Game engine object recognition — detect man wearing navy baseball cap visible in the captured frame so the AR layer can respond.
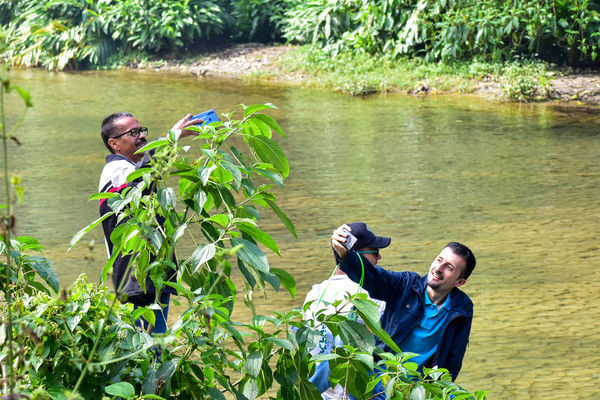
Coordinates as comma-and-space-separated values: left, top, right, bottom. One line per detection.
329, 222, 476, 398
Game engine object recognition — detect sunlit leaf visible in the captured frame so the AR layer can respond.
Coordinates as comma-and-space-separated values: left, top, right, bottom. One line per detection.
190, 243, 216, 274
208, 214, 229, 228
238, 223, 279, 255
230, 238, 269, 273
410, 384, 426, 400
12, 85, 33, 107
245, 351, 262, 377
88, 192, 120, 201
246, 135, 289, 179
243, 103, 277, 117
69, 212, 114, 251
240, 377, 259, 400
137, 139, 169, 153
105, 382, 135, 399
252, 113, 285, 137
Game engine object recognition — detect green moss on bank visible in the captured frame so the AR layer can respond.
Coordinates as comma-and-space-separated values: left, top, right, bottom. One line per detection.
277, 46, 558, 102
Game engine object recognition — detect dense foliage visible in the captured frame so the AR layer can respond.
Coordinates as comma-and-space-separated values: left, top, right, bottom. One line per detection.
0, 0, 292, 69
282, 0, 600, 65
1, 0, 600, 69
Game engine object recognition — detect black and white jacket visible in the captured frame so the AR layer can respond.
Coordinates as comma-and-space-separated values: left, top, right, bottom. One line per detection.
98, 152, 176, 305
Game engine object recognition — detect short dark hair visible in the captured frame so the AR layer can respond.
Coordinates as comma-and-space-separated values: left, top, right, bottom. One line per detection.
101, 112, 133, 153
446, 242, 476, 280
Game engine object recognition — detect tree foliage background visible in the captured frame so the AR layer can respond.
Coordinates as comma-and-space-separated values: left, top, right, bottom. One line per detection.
1, 0, 600, 70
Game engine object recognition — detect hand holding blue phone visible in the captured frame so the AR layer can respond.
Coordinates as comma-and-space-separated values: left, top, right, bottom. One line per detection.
193, 109, 220, 126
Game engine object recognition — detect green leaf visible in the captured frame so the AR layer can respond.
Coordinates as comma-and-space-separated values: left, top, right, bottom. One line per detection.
253, 113, 286, 137
206, 387, 226, 400
384, 376, 396, 398
350, 297, 400, 353
264, 198, 297, 239
105, 382, 135, 399
245, 118, 270, 138
312, 353, 340, 362
221, 161, 243, 189
254, 168, 283, 186
172, 222, 187, 243
28, 256, 59, 292
199, 165, 216, 185
237, 259, 257, 288
126, 167, 151, 183
270, 268, 296, 297
338, 320, 376, 353
138, 139, 169, 153
190, 243, 216, 274
194, 190, 208, 214
246, 135, 289, 179
274, 354, 298, 387
12, 85, 33, 107
238, 223, 280, 255
265, 337, 295, 351
297, 379, 322, 400
230, 238, 269, 273
88, 192, 120, 201
132, 307, 156, 327
258, 360, 274, 396
158, 187, 177, 210
69, 212, 114, 251
208, 214, 229, 228
411, 384, 426, 400
260, 270, 280, 291
243, 103, 277, 117
245, 351, 263, 377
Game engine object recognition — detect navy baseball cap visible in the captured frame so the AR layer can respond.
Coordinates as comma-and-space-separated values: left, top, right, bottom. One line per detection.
347, 222, 391, 251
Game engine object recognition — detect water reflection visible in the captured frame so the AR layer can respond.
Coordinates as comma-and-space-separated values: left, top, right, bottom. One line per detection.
3, 69, 600, 399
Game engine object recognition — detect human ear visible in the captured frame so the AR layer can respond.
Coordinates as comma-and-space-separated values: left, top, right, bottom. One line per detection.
108, 138, 119, 152
455, 278, 466, 288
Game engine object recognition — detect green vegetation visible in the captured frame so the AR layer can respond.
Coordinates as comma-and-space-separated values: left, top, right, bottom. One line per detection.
279, 46, 556, 100
0, 0, 291, 69
1, 0, 595, 100
2, 0, 599, 68
281, 0, 600, 66
0, 65, 488, 399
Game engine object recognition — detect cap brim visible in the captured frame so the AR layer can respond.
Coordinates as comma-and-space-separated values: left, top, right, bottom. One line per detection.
370, 236, 391, 249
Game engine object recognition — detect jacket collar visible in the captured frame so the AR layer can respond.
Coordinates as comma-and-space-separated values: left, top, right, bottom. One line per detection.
106, 153, 136, 165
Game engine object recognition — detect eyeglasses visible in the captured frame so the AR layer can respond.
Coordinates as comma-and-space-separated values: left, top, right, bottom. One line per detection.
111, 126, 148, 139
357, 250, 380, 257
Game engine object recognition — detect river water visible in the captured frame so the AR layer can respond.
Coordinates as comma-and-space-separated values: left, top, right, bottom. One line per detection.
3, 69, 600, 399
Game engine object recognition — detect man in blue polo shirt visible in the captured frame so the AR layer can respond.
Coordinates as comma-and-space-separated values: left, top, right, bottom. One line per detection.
330, 223, 476, 392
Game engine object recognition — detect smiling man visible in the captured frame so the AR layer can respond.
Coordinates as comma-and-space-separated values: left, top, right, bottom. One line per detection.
331, 224, 476, 383
98, 112, 199, 334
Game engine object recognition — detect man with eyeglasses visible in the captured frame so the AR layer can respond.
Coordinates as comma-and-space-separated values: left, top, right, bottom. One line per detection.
305, 222, 389, 398
98, 112, 200, 334
330, 224, 476, 398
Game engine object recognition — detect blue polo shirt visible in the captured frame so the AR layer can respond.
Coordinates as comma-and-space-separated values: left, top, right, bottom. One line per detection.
398, 289, 452, 369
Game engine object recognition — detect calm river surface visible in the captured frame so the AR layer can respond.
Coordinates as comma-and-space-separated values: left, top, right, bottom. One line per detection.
3, 69, 600, 399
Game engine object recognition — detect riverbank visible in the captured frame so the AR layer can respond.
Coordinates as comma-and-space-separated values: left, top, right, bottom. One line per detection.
131, 43, 600, 106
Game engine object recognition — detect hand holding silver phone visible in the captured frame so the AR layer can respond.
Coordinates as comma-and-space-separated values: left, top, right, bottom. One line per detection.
342, 230, 358, 250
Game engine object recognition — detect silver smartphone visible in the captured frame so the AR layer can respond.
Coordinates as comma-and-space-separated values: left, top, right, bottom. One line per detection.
342, 231, 358, 250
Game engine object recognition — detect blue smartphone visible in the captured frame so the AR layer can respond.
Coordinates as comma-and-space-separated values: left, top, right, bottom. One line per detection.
193, 109, 219, 126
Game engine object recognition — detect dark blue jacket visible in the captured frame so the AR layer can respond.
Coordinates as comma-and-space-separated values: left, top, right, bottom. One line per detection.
339, 251, 473, 380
